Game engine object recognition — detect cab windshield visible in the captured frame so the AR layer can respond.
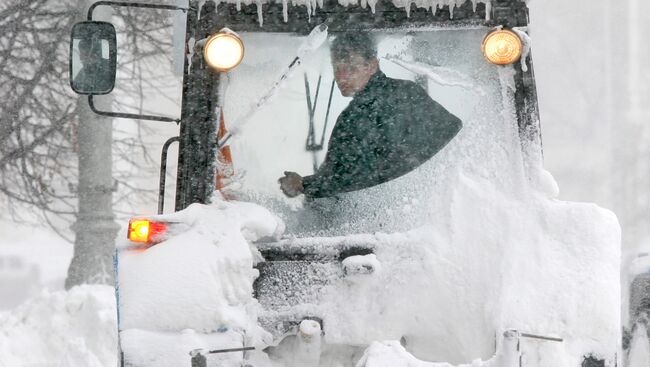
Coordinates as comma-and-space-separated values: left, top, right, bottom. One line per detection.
222, 27, 520, 235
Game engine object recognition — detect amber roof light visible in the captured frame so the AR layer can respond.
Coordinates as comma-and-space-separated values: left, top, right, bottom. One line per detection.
482, 29, 523, 66
203, 30, 244, 72
128, 219, 167, 246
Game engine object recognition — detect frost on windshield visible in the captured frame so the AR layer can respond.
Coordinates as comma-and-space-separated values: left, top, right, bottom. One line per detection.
222, 28, 495, 236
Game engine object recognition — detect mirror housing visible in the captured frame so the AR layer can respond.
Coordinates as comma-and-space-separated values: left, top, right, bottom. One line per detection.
69, 21, 117, 95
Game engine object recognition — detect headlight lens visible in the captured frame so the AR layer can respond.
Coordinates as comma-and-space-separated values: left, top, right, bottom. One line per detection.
203, 31, 244, 72
482, 29, 523, 65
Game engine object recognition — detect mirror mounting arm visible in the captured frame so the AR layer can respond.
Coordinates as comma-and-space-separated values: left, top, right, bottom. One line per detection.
81, 2, 187, 122
88, 95, 180, 123
87, 1, 188, 21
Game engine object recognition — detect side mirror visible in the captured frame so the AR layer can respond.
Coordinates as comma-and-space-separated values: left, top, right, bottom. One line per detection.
69, 21, 117, 95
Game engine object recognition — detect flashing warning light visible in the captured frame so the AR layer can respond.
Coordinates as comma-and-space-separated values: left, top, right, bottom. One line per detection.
482, 29, 523, 66
203, 30, 244, 72
128, 219, 167, 245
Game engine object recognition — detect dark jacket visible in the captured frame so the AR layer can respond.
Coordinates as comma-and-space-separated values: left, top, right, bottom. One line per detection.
73, 60, 113, 93
302, 71, 462, 198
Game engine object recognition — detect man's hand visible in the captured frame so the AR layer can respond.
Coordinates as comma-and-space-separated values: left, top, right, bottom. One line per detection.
278, 171, 304, 198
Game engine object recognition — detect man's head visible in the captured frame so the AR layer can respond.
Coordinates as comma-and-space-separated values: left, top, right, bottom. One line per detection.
78, 38, 102, 67
330, 32, 379, 97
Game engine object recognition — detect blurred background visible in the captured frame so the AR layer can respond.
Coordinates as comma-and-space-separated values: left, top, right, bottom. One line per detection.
531, 0, 649, 258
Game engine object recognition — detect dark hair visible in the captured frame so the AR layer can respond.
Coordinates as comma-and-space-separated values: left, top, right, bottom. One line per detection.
330, 32, 377, 62
78, 38, 103, 60
78, 38, 92, 50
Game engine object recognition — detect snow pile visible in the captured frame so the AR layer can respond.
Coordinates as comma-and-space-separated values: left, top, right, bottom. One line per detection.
263, 167, 619, 366
118, 200, 285, 354
356, 333, 519, 367
121, 328, 248, 367
248, 165, 619, 366
0, 285, 117, 367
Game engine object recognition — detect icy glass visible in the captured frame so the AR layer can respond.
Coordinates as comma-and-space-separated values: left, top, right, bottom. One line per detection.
69, 22, 116, 95
71, 38, 114, 94
223, 28, 517, 235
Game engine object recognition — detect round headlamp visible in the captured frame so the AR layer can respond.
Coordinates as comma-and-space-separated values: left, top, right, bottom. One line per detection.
482, 29, 523, 66
203, 31, 244, 72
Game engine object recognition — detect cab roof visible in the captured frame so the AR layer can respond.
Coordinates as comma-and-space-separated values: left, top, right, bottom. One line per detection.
200, 0, 528, 34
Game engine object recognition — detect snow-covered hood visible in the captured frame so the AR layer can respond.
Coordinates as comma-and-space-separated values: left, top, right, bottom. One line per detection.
117, 200, 285, 347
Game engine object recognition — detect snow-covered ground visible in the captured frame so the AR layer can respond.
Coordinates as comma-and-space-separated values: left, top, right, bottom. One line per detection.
0, 221, 72, 309
0, 285, 116, 367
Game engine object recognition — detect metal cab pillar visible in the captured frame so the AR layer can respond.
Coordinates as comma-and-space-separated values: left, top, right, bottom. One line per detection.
175, 1, 222, 211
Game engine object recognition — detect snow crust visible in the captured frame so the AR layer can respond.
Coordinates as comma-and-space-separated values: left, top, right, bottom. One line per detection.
0, 285, 117, 367
117, 200, 284, 365
356, 338, 516, 367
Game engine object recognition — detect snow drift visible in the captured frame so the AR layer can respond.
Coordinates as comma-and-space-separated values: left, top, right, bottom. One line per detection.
0, 285, 117, 367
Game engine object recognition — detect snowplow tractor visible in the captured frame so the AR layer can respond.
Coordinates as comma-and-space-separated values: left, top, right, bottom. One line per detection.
70, 0, 621, 366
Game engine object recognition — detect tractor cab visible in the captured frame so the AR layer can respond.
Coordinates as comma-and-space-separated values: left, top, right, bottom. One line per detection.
206, 4, 538, 239
70, 1, 621, 366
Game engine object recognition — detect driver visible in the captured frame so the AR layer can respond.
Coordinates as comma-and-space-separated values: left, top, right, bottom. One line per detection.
73, 38, 113, 92
279, 32, 462, 198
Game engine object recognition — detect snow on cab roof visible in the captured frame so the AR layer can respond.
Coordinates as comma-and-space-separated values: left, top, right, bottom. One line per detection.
208, 0, 493, 26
